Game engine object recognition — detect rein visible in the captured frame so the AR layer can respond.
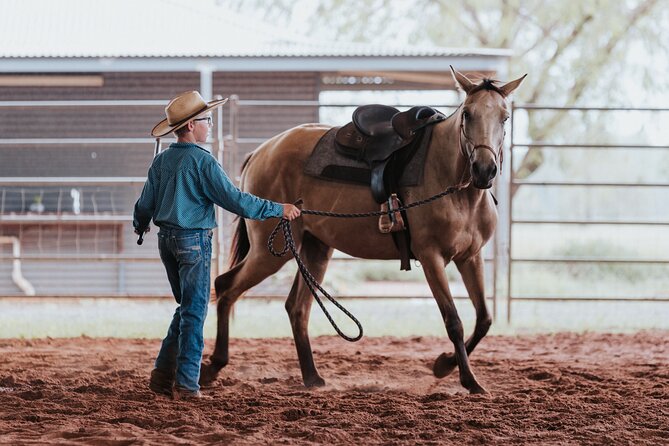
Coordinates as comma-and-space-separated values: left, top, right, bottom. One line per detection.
267, 178, 471, 342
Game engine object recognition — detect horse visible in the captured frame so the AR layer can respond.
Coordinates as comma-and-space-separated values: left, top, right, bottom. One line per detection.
200, 67, 526, 394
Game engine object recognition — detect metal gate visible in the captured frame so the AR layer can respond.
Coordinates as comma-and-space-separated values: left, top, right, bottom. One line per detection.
1, 97, 495, 302
507, 103, 669, 321
0, 99, 228, 298
2, 97, 667, 325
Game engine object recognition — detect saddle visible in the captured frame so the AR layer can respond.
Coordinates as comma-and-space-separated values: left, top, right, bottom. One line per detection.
335, 104, 446, 203
334, 104, 446, 270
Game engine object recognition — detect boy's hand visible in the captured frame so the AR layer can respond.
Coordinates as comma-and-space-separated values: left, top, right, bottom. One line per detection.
134, 226, 150, 235
282, 204, 301, 221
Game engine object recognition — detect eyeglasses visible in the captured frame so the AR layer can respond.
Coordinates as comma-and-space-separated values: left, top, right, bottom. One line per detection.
193, 116, 213, 126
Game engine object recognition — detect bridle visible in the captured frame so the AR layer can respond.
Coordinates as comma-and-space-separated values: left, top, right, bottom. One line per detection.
458, 108, 505, 174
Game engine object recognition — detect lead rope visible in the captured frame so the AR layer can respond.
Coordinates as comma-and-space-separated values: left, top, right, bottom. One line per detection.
267, 178, 472, 342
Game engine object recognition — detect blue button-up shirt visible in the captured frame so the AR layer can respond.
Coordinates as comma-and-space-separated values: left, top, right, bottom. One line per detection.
133, 142, 283, 230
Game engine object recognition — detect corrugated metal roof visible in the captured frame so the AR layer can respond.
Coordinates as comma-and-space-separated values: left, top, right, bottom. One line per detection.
1, 0, 512, 59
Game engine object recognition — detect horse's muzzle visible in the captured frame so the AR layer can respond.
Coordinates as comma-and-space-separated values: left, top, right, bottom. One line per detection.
473, 178, 494, 189
471, 161, 497, 189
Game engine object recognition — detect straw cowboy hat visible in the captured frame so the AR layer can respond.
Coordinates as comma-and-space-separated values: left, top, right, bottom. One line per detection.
151, 91, 228, 137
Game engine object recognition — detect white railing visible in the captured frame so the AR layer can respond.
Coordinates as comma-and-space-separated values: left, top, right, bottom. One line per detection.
0, 236, 35, 295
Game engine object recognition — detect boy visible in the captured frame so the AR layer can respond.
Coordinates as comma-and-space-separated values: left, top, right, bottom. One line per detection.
134, 91, 300, 399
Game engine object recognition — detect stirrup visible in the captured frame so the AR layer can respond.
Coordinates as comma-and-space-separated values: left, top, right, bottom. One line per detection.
378, 194, 406, 233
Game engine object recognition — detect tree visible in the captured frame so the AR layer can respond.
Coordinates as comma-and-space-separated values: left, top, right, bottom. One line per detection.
219, 0, 668, 187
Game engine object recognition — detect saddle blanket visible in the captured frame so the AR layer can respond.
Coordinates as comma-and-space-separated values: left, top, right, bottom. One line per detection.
303, 127, 429, 187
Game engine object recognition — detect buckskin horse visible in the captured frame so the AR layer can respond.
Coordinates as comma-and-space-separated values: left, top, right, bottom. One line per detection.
200, 67, 526, 394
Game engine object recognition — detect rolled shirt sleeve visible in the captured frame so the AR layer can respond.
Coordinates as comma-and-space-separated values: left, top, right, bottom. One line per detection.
201, 159, 283, 220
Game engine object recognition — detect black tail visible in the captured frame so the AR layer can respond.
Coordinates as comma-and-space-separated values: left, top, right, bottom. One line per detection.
228, 152, 255, 268
229, 217, 250, 268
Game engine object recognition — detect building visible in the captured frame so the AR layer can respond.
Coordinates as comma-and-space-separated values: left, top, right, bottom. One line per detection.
0, 0, 511, 296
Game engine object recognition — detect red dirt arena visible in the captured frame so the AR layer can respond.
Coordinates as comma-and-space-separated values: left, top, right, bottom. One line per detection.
0, 331, 666, 445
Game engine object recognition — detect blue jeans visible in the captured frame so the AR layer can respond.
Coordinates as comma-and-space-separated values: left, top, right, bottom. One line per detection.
155, 227, 212, 392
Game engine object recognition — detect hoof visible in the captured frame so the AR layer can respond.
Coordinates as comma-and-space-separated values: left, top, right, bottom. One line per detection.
303, 375, 326, 388
468, 383, 489, 395
433, 353, 457, 378
199, 362, 221, 387
462, 376, 488, 395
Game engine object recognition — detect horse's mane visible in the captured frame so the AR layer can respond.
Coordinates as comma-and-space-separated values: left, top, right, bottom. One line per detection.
469, 78, 507, 97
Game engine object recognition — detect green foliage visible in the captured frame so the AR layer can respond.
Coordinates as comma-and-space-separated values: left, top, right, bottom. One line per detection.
217, 0, 669, 181
220, 0, 667, 104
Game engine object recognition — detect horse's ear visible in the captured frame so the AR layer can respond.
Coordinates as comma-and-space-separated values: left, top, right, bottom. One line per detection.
450, 65, 475, 95
499, 74, 527, 97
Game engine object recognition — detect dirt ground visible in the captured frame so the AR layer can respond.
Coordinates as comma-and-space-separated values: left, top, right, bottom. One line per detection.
0, 332, 667, 445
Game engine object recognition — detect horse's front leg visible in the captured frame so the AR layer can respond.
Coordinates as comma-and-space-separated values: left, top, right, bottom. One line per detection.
434, 253, 492, 378
420, 252, 487, 394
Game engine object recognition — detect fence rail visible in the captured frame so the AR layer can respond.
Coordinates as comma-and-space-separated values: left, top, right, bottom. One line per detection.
1, 98, 667, 325
507, 102, 669, 321
0, 99, 226, 298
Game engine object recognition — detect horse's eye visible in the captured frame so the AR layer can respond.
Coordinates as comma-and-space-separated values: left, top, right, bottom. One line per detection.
502, 116, 509, 124
462, 111, 470, 120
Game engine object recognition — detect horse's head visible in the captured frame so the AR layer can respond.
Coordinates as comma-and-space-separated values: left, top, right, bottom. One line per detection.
450, 66, 526, 189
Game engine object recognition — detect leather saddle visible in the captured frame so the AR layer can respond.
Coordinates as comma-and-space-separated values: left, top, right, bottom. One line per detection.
333, 104, 446, 271
335, 104, 445, 203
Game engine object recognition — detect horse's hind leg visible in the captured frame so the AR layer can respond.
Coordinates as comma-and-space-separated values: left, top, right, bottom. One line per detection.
434, 254, 492, 379
285, 231, 333, 387
420, 252, 487, 394
199, 250, 290, 386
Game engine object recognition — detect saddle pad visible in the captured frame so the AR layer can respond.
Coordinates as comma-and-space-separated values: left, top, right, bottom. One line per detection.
303, 127, 429, 187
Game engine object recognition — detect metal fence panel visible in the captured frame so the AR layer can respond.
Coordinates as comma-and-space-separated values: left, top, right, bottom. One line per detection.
507, 103, 669, 321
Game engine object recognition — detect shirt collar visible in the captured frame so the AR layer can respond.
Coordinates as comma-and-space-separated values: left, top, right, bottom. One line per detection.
171, 142, 209, 152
